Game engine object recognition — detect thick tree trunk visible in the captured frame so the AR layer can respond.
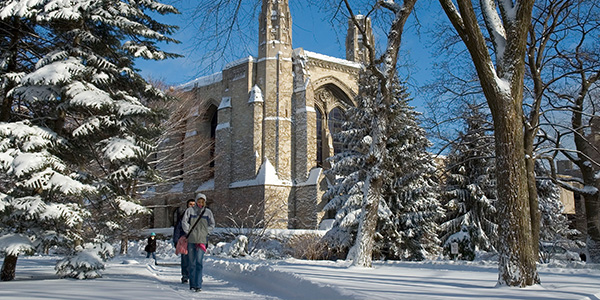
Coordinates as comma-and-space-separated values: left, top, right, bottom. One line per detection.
1, 254, 18, 281
491, 94, 540, 287
438, 0, 538, 286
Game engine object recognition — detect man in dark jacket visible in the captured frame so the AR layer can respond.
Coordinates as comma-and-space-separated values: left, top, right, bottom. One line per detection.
182, 193, 215, 292
173, 199, 195, 283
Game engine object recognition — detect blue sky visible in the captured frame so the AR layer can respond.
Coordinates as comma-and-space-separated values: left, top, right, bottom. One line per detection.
136, 1, 443, 114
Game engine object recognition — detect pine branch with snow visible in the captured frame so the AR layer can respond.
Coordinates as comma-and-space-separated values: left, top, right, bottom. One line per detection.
55, 242, 115, 279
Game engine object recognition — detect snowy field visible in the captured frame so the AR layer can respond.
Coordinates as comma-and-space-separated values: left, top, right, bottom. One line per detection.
2, 239, 600, 300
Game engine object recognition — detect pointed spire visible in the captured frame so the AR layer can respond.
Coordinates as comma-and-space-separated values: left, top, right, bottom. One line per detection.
259, 0, 292, 59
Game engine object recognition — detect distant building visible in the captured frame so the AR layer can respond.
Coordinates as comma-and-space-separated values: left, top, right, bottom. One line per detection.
556, 116, 600, 238
144, 0, 374, 229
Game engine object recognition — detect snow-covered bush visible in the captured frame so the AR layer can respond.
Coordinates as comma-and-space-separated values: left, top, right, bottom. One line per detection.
212, 235, 248, 257
249, 239, 285, 259
55, 242, 114, 279
443, 226, 475, 261
285, 233, 329, 260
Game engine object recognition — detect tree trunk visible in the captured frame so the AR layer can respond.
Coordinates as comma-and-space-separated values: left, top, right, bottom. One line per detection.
491, 94, 540, 287
584, 191, 600, 262
120, 236, 129, 255
350, 175, 381, 267
1, 254, 18, 281
438, 0, 539, 286
577, 157, 600, 262
524, 133, 540, 262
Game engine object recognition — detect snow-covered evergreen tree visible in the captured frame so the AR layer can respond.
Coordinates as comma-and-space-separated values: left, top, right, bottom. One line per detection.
0, 0, 179, 280
440, 103, 497, 259
323, 70, 443, 261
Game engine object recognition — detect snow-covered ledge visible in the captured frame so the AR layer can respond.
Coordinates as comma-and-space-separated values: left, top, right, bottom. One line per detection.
295, 168, 322, 187
196, 179, 215, 192
230, 159, 292, 188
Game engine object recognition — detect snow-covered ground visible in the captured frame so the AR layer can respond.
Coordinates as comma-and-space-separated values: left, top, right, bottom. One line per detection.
2, 239, 600, 300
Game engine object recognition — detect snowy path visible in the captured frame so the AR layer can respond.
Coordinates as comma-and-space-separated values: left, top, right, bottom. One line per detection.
0, 256, 278, 300
3, 255, 600, 299
0, 256, 349, 300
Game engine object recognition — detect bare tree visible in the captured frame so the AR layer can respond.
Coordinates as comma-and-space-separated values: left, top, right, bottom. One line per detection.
528, 0, 600, 262
219, 196, 289, 255
437, 0, 539, 287
142, 83, 216, 198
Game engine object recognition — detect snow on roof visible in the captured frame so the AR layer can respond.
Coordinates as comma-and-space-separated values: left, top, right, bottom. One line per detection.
224, 56, 255, 70
140, 186, 156, 199
216, 122, 230, 131
248, 85, 264, 103
195, 179, 215, 192
218, 97, 231, 110
229, 159, 292, 188
303, 51, 361, 69
169, 181, 183, 193
296, 167, 322, 187
178, 72, 222, 91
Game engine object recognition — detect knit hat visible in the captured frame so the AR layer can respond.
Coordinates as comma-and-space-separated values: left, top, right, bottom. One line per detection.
195, 193, 207, 201
151, 232, 156, 236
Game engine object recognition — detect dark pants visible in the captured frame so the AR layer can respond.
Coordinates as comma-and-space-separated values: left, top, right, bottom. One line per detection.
187, 243, 205, 289
181, 253, 190, 280
146, 252, 156, 261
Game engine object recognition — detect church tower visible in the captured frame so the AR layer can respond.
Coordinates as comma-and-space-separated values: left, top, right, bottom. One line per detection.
256, 0, 294, 180
346, 15, 374, 63
145, 0, 363, 230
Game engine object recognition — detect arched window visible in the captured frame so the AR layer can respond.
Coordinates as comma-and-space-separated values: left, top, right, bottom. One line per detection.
207, 105, 218, 172
316, 107, 324, 167
314, 84, 352, 169
328, 107, 346, 155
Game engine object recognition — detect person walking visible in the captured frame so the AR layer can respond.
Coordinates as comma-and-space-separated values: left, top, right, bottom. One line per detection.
182, 193, 215, 292
145, 232, 157, 263
173, 198, 195, 283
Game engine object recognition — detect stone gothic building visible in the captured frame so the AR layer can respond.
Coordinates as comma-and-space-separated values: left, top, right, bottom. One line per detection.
144, 0, 374, 229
